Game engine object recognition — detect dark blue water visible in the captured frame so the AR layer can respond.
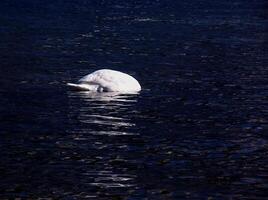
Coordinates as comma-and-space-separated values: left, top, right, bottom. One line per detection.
1, 0, 268, 199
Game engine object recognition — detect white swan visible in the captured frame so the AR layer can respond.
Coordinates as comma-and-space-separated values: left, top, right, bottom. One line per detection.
67, 69, 141, 92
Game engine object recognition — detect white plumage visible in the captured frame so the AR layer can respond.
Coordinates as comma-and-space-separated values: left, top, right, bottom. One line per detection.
67, 69, 141, 92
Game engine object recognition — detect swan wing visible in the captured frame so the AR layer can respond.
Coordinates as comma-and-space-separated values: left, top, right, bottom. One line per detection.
78, 69, 141, 92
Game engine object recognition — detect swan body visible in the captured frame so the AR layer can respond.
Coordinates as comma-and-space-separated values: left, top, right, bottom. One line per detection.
67, 69, 141, 92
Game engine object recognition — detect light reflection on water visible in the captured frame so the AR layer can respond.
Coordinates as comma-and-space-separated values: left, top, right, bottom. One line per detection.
67, 91, 139, 135
63, 91, 139, 191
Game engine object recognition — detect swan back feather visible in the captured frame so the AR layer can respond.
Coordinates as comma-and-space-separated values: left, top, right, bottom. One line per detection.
68, 69, 141, 92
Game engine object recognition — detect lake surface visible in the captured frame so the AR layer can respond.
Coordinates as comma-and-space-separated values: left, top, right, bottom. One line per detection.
0, 0, 268, 199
